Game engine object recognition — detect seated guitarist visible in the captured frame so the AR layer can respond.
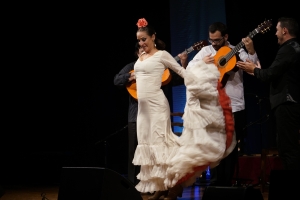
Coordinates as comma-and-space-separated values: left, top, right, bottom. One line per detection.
187, 22, 259, 187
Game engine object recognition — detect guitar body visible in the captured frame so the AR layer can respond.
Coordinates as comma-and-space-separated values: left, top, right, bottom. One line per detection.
214, 46, 237, 86
161, 69, 171, 86
126, 72, 138, 99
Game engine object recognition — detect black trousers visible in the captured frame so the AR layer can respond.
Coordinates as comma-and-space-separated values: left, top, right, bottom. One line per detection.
209, 110, 246, 186
127, 122, 140, 185
275, 103, 300, 170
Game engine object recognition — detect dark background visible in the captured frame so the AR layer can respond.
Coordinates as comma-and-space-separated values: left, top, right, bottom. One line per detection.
2, 1, 299, 186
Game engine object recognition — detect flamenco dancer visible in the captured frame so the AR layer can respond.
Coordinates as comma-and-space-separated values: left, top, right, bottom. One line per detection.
132, 18, 235, 200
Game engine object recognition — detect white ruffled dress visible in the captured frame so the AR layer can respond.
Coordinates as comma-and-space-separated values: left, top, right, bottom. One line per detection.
164, 60, 236, 188
133, 51, 235, 193
132, 50, 185, 193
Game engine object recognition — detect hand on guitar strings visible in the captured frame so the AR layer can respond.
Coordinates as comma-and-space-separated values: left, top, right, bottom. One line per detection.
242, 37, 256, 55
202, 53, 215, 64
236, 59, 261, 75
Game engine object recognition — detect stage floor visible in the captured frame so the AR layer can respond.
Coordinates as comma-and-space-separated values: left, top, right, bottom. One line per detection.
0, 155, 288, 200
0, 184, 270, 200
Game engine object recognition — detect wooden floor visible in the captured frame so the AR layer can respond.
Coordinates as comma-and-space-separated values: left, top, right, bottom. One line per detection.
0, 183, 270, 200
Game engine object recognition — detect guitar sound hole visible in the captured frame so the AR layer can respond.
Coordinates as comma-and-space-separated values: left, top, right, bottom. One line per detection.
219, 57, 227, 66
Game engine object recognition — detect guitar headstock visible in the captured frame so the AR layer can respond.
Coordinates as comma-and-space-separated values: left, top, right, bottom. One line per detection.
193, 40, 208, 51
257, 19, 272, 34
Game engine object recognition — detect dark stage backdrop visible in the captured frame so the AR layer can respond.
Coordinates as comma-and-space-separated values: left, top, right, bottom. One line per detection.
169, 0, 227, 135
2, 0, 299, 186
2, 0, 172, 186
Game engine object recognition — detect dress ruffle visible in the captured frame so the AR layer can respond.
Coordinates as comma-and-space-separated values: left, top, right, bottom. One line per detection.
133, 124, 179, 192
133, 144, 179, 192
133, 144, 178, 166
164, 61, 235, 188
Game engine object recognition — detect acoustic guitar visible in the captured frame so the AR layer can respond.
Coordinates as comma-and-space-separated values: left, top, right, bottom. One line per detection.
127, 40, 208, 100
214, 19, 272, 87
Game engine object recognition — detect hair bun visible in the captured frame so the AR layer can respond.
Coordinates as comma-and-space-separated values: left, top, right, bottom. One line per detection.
136, 18, 148, 28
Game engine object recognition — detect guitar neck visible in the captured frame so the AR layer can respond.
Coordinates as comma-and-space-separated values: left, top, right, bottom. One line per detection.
225, 29, 259, 61
174, 46, 195, 61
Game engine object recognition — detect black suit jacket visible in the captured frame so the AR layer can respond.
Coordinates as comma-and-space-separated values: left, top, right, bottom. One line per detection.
254, 38, 300, 109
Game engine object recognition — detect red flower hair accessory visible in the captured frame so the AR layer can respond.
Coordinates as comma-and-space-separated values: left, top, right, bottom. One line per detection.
136, 18, 148, 28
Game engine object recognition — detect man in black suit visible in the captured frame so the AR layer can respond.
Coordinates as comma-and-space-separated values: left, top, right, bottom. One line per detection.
237, 17, 300, 170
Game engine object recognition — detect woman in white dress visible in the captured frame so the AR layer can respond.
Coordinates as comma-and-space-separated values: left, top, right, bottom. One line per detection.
132, 18, 236, 200
132, 18, 187, 199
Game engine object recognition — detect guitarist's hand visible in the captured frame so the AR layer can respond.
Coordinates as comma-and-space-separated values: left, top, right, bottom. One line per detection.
202, 53, 215, 64
178, 53, 188, 69
128, 71, 136, 82
242, 37, 255, 55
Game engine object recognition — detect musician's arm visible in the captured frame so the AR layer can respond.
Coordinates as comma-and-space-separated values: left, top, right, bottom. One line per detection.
240, 37, 259, 63
113, 61, 136, 87
239, 48, 259, 63
242, 37, 256, 55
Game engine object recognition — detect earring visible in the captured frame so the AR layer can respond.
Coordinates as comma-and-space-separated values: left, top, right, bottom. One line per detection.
153, 40, 156, 47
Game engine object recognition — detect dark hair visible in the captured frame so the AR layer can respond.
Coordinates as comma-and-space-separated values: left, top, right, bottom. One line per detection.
278, 17, 299, 37
137, 24, 166, 50
134, 42, 140, 58
209, 22, 228, 36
